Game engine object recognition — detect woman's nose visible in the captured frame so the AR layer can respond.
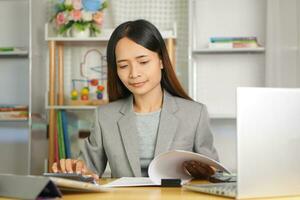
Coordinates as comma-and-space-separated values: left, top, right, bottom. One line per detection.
129, 64, 141, 78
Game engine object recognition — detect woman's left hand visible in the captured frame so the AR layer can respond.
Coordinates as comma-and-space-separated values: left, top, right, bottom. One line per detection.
182, 160, 215, 179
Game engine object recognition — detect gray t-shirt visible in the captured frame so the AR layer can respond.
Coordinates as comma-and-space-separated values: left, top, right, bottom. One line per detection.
135, 109, 161, 177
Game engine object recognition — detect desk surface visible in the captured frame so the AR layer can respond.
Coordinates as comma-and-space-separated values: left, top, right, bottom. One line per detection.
0, 179, 300, 200
60, 179, 300, 200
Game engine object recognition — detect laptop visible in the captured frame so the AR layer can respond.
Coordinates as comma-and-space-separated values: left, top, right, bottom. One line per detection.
184, 87, 300, 199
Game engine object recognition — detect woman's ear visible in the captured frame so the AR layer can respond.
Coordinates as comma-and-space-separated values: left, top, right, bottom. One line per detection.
160, 60, 163, 69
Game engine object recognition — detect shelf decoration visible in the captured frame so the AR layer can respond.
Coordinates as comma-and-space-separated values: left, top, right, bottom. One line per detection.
70, 48, 107, 105
208, 36, 261, 49
50, 0, 108, 37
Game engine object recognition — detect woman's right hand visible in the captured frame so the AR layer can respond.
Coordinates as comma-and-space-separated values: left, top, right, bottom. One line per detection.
52, 159, 99, 180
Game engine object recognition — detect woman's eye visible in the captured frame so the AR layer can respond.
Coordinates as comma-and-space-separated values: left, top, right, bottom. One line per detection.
119, 65, 128, 69
140, 61, 149, 65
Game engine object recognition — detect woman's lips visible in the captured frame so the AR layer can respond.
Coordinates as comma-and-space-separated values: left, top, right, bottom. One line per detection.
129, 81, 147, 87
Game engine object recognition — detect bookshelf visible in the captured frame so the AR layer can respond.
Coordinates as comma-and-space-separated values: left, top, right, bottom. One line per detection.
188, 0, 266, 119
187, 0, 268, 172
0, 0, 32, 174
45, 23, 177, 170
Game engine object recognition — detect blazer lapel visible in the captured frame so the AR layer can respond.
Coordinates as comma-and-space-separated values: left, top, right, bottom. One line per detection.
117, 96, 141, 177
154, 91, 179, 157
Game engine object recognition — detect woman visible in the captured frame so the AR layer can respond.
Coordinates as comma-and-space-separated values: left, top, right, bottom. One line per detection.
52, 19, 218, 180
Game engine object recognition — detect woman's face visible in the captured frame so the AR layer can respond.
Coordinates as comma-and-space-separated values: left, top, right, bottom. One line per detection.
115, 37, 162, 96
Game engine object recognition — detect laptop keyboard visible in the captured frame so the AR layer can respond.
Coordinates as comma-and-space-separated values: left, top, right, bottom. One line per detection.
184, 182, 237, 198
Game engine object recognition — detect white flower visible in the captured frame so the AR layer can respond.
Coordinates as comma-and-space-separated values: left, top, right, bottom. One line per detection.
82, 11, 93, 21
67, 14, 73, 21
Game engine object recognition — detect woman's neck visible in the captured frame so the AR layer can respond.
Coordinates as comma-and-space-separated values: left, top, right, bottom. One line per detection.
133, 86, 163, 113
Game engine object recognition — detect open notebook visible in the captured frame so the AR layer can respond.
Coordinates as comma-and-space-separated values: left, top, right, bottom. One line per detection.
104, 150, 230, 187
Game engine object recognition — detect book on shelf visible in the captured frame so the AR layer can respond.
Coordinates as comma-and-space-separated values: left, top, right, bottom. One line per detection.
0, 47, 14, 52
0, 47, 27, 55
0, 104, 28, 112
61, 110, 71, 158
0, 105, 28, 120
55, 110, 72, 160
210, 36, 257, 43
208, 36, 261, 49
104, 150, 231, 187
54, 115, 59, 162
57, 111, 66, 159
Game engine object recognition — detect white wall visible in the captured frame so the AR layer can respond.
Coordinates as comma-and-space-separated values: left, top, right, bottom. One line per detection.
266, 0, 300, 87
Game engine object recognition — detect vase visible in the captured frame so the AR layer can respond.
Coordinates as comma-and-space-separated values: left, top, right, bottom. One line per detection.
71, 27, 91, 38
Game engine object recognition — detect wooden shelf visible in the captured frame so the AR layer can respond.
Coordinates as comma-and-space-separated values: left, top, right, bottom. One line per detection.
46, 105, 98, 110
45, 96, 108, 110
45, 23, 176, 41
192, 47, 265, 54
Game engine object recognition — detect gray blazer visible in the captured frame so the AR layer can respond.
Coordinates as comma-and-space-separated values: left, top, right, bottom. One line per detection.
79, 91, 218, 177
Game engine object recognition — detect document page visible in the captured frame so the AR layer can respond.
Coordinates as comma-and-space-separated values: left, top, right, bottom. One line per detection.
148, 150, 231, 185
103, 177, 157, 187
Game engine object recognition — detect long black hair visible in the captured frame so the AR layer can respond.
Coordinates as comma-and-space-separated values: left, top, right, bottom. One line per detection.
106, 19, 192, 102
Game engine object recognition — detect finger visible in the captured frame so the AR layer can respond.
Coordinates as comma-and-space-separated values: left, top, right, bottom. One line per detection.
65, 159, 73, 173
71, 159, 78, 172
52, 162, 59, 173
195, 161, 215, 176
191, 163, 210, 178
182, 161, 201, 178
82, 164, 88, 174
84, 169, 99, 181
60, 159, 67, 173
91, 173, 99, 180
75, 160, 84, 174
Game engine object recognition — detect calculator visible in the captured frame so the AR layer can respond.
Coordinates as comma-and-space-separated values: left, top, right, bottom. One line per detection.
43, 173, 96, 183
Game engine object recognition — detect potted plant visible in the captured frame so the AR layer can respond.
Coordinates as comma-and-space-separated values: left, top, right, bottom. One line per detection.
51, 0, 108, 37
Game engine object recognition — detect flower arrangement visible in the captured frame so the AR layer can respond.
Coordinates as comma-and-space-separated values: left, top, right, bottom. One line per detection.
51, 0, 108, 36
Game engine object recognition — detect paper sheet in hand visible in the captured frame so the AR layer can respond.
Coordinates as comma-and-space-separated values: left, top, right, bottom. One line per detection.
104, 150, 230, 187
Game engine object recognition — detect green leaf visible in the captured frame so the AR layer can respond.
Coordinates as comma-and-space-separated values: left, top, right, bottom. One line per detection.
65, 4, 73, 11
73, 21, 90, 31
90, 23, 101, 36
58, 21, 74, 34
100, 0, 108, 11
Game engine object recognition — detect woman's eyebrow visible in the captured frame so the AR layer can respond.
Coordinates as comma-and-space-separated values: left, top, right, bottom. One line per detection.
117, 55, 148, 63
135, 55, 148, 59
117, 59, 127, 63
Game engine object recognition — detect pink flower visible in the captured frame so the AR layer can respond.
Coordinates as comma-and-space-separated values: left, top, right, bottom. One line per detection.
56, 12, 66, 25
72, 0, 82, 10
93, 11, 104, 25
71, 10, 82, 21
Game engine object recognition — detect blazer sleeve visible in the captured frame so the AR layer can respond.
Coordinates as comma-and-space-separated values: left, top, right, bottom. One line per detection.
193, 104, 219, 161
78, 109, 107, 176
